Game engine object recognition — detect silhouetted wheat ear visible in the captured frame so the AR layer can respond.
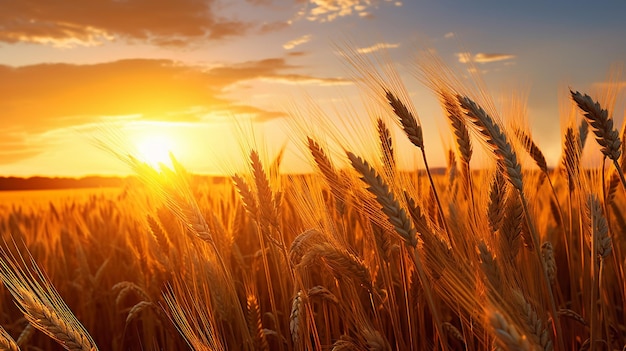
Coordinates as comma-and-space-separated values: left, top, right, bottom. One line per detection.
289, 291, 304, 345
478, 241, 503, 295
377, 118, 396, 171
250, 150, 279, 229
232, 174, 259, 218
488, 170, 507, 233
541, 241, 557, 283
515, 128, 548, 174
307, 137, 346, 214
570, 90, 621, 161
457, 95, 523, 192
385, 91, 424, 149
347, 151, 418, 247
561, 127, 581, 192
488, 310, 532, 351
299, 243, 374, 291
511, 289, 554, 351
586, 194, 611, 259
441, 90, 472, 165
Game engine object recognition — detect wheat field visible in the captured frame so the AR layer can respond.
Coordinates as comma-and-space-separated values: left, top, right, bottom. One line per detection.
0, 54, 625, 351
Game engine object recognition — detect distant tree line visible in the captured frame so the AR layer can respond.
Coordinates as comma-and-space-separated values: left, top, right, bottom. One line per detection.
0, 176, 125, 191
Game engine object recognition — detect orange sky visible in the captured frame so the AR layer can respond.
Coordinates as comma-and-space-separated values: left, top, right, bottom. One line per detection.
1, 0, 626, 176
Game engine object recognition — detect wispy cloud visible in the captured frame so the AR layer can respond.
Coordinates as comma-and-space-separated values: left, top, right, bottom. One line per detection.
260, 74, 352, 86
456, 52, 516, 64
302, 0, 400, 23
0, 136, 42, 165
356, 42, 400, 54
444, 32, 455, 39
0, 0, 257, 47
283, 34, 312, 50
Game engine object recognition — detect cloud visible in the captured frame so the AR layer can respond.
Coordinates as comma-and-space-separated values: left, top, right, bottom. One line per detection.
0, 136, 42, 165
260, 74, 352, 86
0, 0, 253, 47
356, 42, 400, 54
444, 32, 455, 39
0, 56, 352, 163
456, 52, 516, 64
283, 34, 312, 50
303, 0, 399, 22
0, 58, 297, 132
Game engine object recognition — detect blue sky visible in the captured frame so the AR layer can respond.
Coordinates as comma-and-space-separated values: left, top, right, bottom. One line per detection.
1, 0, 625, 176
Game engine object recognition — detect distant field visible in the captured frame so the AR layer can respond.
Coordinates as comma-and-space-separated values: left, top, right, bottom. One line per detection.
0, 187, 123, 208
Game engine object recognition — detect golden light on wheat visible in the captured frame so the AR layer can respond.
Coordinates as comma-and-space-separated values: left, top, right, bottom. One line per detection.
0, 47, 625, 351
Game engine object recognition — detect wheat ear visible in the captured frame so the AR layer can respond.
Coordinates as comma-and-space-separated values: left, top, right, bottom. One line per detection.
0, 325, 19, 351
347, 152, 417, 247
0, 246, 98, 351
307, 137, 346, 215
457, 95, 523, 191
246, 293, 269, 351
488, 310, 532, 351
387, 91, 452, 247
346, 153, 446, 347
459, 94, 564, 349
571, 90, 626, 190
385, 91, 423, 149
377, 118, 396, 172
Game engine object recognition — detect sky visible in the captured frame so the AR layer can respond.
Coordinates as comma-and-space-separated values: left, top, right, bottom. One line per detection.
1, 0, 626, 177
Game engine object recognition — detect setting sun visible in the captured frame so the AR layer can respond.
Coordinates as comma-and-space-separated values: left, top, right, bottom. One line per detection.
135, 134, 175, 169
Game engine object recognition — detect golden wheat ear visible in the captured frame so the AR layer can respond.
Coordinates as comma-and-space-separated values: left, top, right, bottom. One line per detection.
0, 325, 19, 351
0, 242, 99, 351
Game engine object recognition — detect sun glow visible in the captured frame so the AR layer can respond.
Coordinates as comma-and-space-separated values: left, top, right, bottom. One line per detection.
136, 134, 175, 169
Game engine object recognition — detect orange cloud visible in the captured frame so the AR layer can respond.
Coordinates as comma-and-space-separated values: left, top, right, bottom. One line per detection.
0, 0, 254, 46
302, 0, 399, 22
456, 52, 516, 64
283, 34, 312, 50
0, 56, 349, 162
0, 136, 42, 165
356, 42, 400, 54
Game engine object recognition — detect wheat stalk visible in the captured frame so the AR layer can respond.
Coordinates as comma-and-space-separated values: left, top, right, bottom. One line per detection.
15, 323, 34, 348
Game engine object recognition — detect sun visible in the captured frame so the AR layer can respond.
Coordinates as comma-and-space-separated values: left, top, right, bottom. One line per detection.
135, 134, 175, 169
